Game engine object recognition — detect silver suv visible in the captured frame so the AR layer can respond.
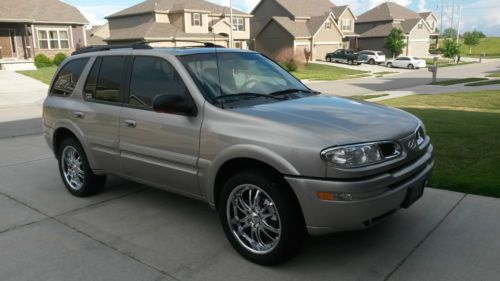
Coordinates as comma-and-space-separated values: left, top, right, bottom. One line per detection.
43, 44, 433, 265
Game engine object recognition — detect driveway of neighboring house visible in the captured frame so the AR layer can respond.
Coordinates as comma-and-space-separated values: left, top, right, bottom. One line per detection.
0, 134, 500, 281
0, 70, 47, 137
307, 60, 500, 96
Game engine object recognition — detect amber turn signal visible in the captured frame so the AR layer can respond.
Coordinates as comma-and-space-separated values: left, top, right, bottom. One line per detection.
316, 192, 335, 201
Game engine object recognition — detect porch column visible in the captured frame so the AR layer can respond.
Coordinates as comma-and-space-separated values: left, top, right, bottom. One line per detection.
22, 24, 29, 59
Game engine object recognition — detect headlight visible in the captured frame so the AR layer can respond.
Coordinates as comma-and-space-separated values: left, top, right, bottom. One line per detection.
321, 141, 401, 168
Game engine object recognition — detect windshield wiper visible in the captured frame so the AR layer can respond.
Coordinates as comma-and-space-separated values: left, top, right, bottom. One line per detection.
269, 88, 316, 97
213, 92, 284, 102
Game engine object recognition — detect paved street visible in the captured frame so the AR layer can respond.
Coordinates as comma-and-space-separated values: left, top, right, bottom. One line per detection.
307, 60, 500, 96
1, 134, 499, 281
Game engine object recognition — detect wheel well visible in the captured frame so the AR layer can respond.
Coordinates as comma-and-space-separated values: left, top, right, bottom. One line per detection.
53, 128, 78, 155
213, 158, 289, 210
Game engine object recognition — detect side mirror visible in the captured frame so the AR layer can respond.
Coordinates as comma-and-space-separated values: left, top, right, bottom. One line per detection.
152, 94, 197, 116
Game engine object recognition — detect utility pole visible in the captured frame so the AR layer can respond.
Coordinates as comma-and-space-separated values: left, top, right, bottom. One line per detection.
229, 0, 234, 48
440, 0, 444, 35
456, 0, 462, 43
450, 0, 455, 37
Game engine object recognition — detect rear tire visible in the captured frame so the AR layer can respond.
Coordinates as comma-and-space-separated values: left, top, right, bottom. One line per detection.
369, 59, 375, 65
57, 138, 106, 197
219, 169, 305, 265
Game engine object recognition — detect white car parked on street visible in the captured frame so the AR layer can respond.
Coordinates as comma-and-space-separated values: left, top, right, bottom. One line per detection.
359, 50, 386, 65
386, 56, 426, 69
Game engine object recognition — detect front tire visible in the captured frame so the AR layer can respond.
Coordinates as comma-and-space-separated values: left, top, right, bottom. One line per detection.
369, 59, 375, 65
408, 64, 415, 69
219, 170, 305, 265
57, 138, 106, 197
326, 57, 332, 62
387, 62, 393, 68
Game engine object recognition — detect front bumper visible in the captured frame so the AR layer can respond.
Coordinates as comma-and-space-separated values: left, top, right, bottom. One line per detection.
286, 145, 434, 235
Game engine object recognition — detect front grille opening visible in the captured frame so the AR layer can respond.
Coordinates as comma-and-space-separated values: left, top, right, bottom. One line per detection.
363, 209, 397, 227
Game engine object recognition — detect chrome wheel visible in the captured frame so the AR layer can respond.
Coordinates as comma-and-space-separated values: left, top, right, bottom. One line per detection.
226, 184, 281, 255
61, 146, 84, 190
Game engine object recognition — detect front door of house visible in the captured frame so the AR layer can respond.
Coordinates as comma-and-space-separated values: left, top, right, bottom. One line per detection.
0, 29, 14, 58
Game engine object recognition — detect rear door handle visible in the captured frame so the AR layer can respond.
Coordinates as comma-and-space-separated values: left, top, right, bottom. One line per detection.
73, 111, 85, 119
124, 119, 137, 128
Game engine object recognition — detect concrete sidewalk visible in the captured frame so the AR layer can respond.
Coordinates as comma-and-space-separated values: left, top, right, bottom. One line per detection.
0, 134, 499, 281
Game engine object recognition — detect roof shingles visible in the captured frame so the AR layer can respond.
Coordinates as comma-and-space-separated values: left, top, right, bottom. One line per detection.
0, 0, 87, 24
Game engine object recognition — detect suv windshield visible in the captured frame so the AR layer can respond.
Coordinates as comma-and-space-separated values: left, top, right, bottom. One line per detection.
179, 52, 315, 107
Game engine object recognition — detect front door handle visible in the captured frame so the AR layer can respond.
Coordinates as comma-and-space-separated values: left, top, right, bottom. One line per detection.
73, 111, 85, 119
124, 119, 137, 128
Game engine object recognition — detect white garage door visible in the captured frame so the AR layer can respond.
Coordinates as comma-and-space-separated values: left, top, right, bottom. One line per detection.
315, 44, 340, 61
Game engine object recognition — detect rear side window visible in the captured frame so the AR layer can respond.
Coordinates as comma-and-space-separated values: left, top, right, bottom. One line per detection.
128, 56, 188, 108
51, 58, 89, 96
377, 52, 385, 56
84, 56, 126, 103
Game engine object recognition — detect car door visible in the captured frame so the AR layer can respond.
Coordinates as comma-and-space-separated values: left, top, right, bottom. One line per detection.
395, 57, 409, 68
118, 55, 203, 196
77, 55, 129, 173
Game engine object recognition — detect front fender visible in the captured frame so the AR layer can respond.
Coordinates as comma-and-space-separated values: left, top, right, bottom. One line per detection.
198, 144, 301, 206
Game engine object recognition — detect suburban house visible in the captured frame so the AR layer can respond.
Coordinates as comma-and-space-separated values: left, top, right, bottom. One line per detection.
105, 0, 252, 48
0, 0, 88, 70
355, 2, 439, 58
250, 0, 359, 61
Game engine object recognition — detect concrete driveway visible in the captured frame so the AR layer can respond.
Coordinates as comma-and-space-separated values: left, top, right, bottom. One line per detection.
307, 60, 500, 96
1, 134, 499, 281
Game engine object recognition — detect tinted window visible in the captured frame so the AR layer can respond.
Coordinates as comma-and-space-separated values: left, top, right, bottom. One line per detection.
84, 56, 126, 103
397, 57, 410, 61
128, 56, 188, 108
377, 52, 385, 56
51, 58, 89, 96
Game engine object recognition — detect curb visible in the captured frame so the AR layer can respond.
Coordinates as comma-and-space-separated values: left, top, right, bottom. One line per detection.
0, 118, 43, 139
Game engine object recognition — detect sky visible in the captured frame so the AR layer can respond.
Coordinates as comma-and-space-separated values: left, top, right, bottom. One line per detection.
63, 0, 500, 36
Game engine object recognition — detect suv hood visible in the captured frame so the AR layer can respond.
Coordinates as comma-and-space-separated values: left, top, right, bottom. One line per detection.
231, 95, 419, 145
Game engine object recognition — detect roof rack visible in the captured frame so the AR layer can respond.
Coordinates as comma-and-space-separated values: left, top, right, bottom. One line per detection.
72, 43, 152, 55
72, 40, 225, 56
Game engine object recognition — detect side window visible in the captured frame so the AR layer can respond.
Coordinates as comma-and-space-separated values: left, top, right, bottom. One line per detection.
84, 56, 126, 103
128, 56, 188, 108
51, 58, 89, 96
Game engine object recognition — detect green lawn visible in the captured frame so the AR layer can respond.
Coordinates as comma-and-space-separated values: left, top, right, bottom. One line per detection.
291, 63, 369, 81
431, 77, 488, 86
465, 80, 500, 87
17, 66, 57, 85
425, 58, 473, 68
486, 72, 500, 78
459, 37, 500, 58
379, 90, 500, 197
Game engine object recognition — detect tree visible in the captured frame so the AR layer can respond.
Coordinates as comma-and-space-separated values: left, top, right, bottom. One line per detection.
442, 38, 461, 63
442, 27, 458, 38
384, 28, 406, 58
463, 31, 481, 54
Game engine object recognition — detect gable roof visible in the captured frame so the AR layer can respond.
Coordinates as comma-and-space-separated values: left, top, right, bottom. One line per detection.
0, 0, 87, 24
418, 12, 432, 19
107, 0, 248, 19
274, 0, 336, 17
357, 2, 421, 23
271, 16, 311, 38
331, 5, 348, 18
359, 17, 430, 38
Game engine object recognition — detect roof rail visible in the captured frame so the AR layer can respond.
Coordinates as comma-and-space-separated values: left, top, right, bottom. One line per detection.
144, 40, 226, 48
72, 43, 152, 55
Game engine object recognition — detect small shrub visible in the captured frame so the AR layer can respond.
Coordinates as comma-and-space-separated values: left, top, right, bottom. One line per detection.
276, 48, 305, 72
53, 53, 67, 66
34, 54, 53, 68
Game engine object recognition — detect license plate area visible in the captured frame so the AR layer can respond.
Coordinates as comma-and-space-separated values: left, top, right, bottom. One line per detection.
401, 179, 426, 208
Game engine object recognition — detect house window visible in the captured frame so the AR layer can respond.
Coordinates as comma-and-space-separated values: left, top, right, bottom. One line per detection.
418, 23, 423, 29
325, 22, 332, 30
192, 13, 202, 26
232, 17, 245, 31
37, 29, 70, 50
234, 41, 242, 49
342, 19, 351, 31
